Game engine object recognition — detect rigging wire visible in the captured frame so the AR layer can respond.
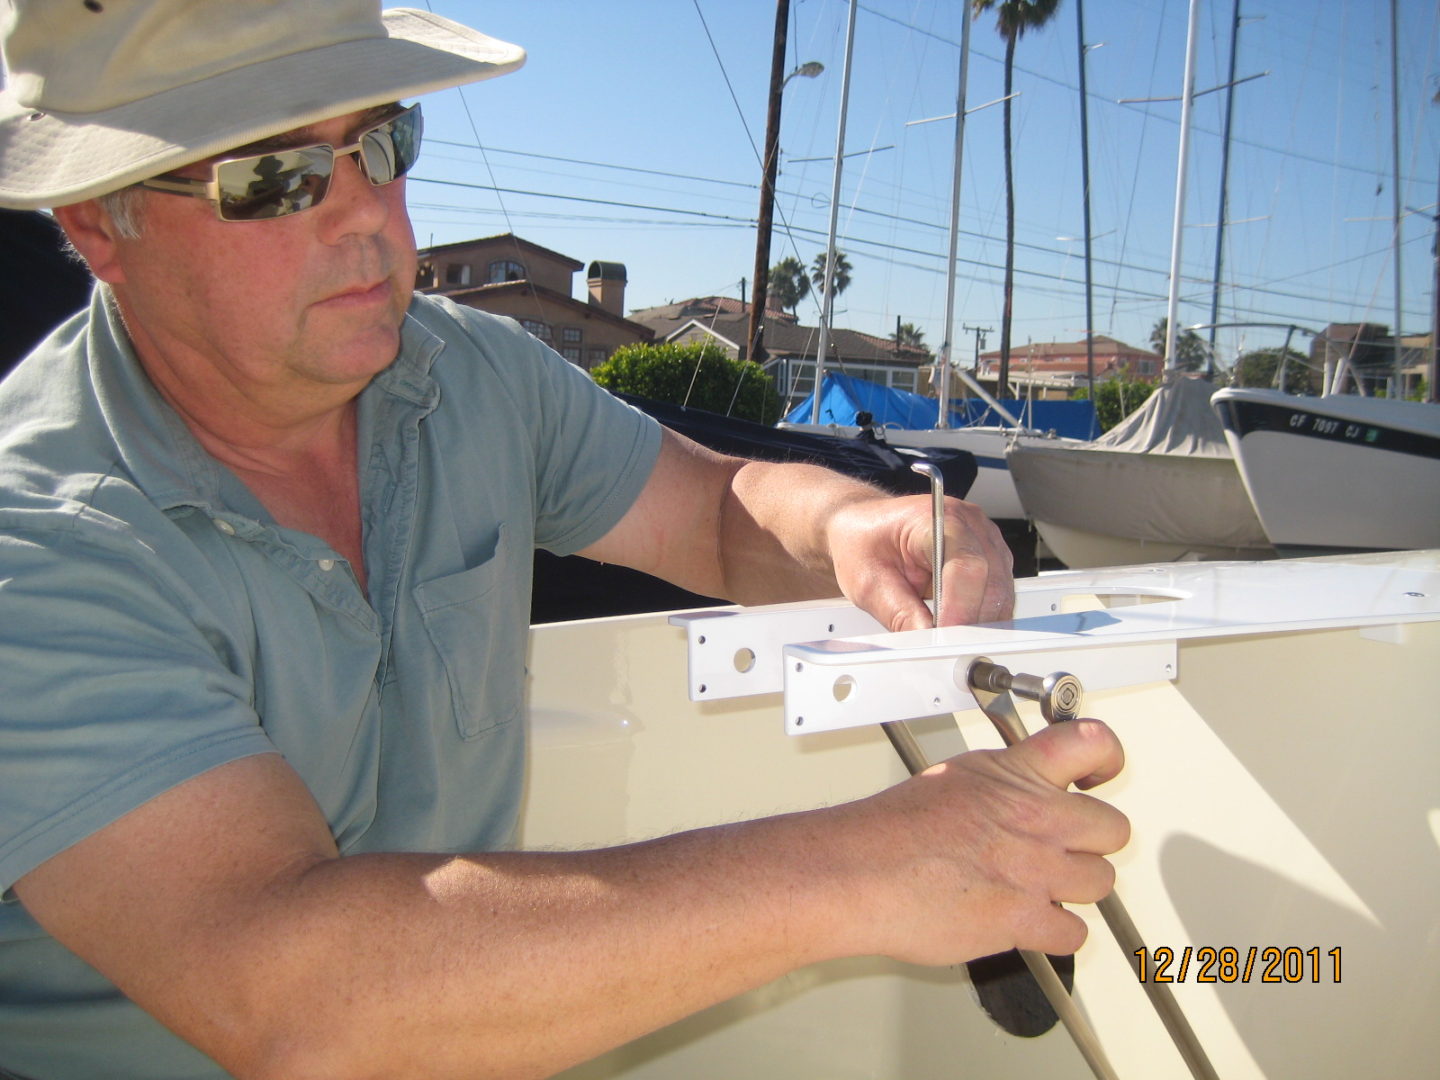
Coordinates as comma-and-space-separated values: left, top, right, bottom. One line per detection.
407, 174, 1431, 323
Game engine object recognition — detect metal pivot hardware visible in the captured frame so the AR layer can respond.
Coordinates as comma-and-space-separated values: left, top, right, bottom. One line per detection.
955, 660, 1119, 1080
884, 469, 1123, 1080
967, 657, 1221, 1080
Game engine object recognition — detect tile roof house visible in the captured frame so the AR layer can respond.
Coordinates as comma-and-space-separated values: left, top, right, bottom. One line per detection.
976, 335, 1163, 394
415, 234, 653, 370
628, 297, 933, 411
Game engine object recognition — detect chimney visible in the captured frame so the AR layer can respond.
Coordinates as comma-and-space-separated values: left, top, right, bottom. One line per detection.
586, 261, 627, 317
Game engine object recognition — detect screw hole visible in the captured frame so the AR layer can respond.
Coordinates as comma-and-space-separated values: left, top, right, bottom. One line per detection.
697, 634, 706, 645
832, 675, 856, 702
83, 0, 103, 11
795, 716, 805, 727
698, 684, 707, 694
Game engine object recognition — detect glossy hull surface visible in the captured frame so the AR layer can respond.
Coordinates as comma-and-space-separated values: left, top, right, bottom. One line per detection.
524, 552, 1440, 1079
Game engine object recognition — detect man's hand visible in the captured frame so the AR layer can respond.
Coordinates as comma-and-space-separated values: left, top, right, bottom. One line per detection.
817, 717, 1128, 966
824, 491, 1014, 631
581, 429, 1015, 630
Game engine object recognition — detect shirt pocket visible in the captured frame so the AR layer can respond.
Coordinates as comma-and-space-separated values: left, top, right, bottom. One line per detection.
412, 523, 525, 740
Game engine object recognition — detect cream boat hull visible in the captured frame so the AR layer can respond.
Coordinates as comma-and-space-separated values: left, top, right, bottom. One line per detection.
524, 551, 1440, 1079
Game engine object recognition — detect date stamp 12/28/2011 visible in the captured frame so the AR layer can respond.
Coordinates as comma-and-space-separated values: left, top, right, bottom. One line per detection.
1134, 946, 1341, 984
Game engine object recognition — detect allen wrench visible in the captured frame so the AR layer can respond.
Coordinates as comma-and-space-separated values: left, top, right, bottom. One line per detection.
896, 463, 1122, 1080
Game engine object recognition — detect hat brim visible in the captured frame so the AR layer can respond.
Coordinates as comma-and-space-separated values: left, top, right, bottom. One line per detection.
0, 8, 524, 209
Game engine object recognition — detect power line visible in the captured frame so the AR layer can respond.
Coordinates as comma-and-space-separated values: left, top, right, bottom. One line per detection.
409, 174, 1429, 319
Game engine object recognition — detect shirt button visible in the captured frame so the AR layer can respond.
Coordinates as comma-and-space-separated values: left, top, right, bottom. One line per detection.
318, 558, 336, 572
214, 519, 236, 535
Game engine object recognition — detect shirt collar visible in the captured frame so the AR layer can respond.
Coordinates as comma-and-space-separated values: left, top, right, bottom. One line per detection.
89, 286, 444, 516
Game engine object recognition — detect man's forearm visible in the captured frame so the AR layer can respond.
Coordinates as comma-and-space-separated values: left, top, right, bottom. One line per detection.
21, 721, 1125, 1080
134, 807, 850, 1080
715, 458, 881, 605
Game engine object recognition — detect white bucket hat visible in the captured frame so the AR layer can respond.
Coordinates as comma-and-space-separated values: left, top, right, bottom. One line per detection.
0, 0, 525, 209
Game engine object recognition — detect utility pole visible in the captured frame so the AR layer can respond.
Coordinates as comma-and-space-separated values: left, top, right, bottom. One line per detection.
746, 0, 791, 364
963, 323, 992, 372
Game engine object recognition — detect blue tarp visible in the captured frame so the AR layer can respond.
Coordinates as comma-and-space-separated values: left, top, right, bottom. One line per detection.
785, 371, 1099, 441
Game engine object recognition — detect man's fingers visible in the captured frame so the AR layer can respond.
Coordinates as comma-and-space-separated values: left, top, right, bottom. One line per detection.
934, 501, 1014, 626
838, 552, 937, 633
937, 549, 1013, 626
1051, 850, 1119, 906
1017, 902, 1093, 957
1008, 718, 1125, 793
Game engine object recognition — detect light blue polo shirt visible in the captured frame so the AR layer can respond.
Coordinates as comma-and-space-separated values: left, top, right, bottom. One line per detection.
0, 287, 662, 1079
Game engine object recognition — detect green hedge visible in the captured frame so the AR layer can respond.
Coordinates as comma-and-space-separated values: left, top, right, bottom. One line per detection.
592, 342, 782, 425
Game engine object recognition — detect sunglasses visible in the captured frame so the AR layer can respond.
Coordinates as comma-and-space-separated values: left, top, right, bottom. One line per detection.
138, 104, 423, 222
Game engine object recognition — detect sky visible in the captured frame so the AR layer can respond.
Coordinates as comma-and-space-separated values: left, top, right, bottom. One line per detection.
409, 0, 1440, 370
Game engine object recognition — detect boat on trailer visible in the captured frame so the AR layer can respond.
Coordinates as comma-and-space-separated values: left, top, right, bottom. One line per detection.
525, 549, 1440, 1079
1006, 377, 1273, 569
1212, 387, 1440, 555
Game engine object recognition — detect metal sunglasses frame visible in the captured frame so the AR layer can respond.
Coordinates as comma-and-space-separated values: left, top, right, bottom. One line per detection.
137, 103, 422, 221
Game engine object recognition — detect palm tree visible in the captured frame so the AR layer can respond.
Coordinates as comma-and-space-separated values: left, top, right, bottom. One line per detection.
1149, 316, 1207, 373
892, 321, 928, 353
810, 250, 853, 297
971, 0, 1062, 396
768, 256, 811, 313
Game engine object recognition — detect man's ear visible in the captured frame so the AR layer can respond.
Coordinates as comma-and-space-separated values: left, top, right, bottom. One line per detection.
52, 199, 127, 284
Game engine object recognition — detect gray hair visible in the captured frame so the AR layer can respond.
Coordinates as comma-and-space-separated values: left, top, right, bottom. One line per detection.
97, 186, 146, 240
61, 185, 146, 267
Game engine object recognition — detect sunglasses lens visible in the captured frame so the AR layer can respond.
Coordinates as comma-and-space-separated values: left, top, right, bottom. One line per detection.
214, 146, 334, 221
360, 106, 422, 186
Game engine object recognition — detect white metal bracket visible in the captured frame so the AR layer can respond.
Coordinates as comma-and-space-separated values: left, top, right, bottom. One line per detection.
670, 555, 1440, 734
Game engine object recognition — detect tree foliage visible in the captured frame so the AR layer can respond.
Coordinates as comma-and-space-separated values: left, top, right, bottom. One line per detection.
973, 0, 1062, 40
1149, 316, 1207, 372
769, 256, 811, 313
1229, 346, 1316, 392
1069, 377, 1158, 432
892, 321, 931, 357
590, 341, 782, 425
810, 249, 853, 297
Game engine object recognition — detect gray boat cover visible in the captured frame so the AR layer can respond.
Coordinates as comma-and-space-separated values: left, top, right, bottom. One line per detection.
1093, 375, 1232, 458
1007, 375, 1270, 553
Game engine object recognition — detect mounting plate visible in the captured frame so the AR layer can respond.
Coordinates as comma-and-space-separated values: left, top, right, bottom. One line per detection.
671, 555, 1440, 734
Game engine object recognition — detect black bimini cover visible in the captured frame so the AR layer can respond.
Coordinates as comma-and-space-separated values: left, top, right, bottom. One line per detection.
530, 393, 978, 623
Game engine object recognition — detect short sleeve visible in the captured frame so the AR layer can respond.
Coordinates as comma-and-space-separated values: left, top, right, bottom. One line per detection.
412, 298, 663, 558
0, 517, 275, 896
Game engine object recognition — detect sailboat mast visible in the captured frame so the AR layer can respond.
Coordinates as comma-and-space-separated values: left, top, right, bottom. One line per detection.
1075, 0, 1097, 407
1206, 0, 1242, 371
1164, 0, 1201, 372
1431, 150, 1439, 403
934, 2, 974, 430
1389, 0, 1404, 388
809, 0, 858, 425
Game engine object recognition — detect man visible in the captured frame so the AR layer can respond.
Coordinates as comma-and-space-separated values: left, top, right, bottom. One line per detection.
0, 3, 1128, 1078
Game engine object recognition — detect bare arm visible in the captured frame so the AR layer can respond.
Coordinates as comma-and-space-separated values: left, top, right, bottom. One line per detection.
16, 720, 1125, 1080
579, 427, 1014, 631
